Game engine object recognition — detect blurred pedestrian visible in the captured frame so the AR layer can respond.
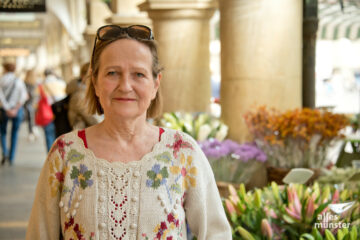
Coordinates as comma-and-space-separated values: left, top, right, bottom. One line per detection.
40, 68, 66, 152
0, 61, 28, 166
66, 62, 99, 129
24, 69, 37, 142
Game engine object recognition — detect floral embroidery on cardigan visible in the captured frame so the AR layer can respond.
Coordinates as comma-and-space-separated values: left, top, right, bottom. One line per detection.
146, 164, 169, 189
49, 155, 68, 197
141, 213, 183, 240
50, 137, 74, 160
166, 132, 193, 158
70, 164, 93, 190
64, 216, 92, 240
170, 153, 197, 190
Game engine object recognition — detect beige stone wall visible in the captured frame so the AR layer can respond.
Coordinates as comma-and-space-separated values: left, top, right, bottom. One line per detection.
140, 0, 216, 113
108, 0, 151, 27
83, 0, 113, 60
220, 0, 303, 142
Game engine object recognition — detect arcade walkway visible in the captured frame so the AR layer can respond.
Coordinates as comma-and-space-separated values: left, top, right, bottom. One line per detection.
0, 123, 47, 240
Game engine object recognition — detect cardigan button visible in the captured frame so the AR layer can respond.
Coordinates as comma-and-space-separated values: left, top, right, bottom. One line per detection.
130, 223, 137, 229
160, 200, 165, 207
99, 196, 105, 202
131, 197, 138, 202
99, 223, 106, 229
64, 207, 69, 213
59, 201, 64, 208
74, 202, 80, 209
157, 194, 163, 200
78, 194, 83, 201
98, 170, 105, 177
133, 171, 140, 177
71, 210, 77, 217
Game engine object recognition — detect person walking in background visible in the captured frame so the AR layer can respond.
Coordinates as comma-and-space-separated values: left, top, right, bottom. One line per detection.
24, 69, 38, 142
66, 62, 100, 129
0, 61, 28, 166
40, 68, 66, 152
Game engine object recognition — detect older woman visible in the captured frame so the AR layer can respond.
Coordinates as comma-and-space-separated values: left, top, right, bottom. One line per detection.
26, 25, 231, 239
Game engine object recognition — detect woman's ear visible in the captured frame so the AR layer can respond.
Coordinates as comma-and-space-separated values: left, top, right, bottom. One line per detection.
92, 75, 99, 97
152, 73, 162, 99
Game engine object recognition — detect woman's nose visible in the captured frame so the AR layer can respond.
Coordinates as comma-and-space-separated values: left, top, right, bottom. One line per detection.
118, 75, 132, 92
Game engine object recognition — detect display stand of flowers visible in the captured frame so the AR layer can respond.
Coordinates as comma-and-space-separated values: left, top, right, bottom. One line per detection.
244, 107, 349, 184
199, 139, 267, 197
224, 182, 360, 240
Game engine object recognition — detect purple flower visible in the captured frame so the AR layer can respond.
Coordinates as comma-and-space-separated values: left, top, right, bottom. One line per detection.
70, 164, 93, 189
199, 139, 267, 162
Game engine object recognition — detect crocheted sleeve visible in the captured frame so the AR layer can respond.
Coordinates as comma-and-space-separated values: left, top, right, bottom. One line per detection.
26, 141, 64, 240
182, 134, 232, 240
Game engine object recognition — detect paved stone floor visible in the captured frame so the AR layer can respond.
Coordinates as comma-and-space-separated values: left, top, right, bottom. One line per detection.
0, 123, 47, 240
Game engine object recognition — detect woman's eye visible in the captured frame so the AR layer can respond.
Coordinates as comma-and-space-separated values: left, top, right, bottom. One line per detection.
136, 72, 145, 78
107, 71, 116, 76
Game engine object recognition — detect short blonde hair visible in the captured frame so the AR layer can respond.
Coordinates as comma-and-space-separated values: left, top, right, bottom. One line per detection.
85, 33, 163, 119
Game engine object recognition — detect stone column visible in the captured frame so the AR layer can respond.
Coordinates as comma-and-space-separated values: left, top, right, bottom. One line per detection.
108, 0, 151, 27
219, 0, 303, 142
83, 0, 113, 61
139, 0, 216, 113
302, 0, 318, 108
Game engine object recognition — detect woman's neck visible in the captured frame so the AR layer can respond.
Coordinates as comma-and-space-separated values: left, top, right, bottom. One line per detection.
98, 114, 151, 143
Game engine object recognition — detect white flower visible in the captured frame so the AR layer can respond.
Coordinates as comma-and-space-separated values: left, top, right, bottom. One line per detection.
197, 124, 212, 141
215, 124, 228, 141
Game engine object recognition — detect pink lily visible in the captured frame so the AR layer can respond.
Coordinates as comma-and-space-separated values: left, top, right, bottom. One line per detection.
332, 189, 339, 203
261, 219, 273, 239
228, 185, 240, 204
285, 187, 302, 220
225, 199, 236, 216
264, 206, 278, 219
305, 196, 315, 222
285, 206, 301, 220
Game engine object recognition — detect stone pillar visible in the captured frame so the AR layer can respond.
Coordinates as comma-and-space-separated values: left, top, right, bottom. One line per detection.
302, 0, 318, 108
108, 0, 151, 27
139, 0, 216, 113
83, 0, 113, 61
219, 0, 303, 142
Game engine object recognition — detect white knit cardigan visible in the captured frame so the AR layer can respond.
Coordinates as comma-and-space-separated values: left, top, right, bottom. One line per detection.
26, 128, 232, 240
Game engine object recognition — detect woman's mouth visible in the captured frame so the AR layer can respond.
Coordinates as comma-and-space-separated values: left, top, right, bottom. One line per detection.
113, 98, 136, 102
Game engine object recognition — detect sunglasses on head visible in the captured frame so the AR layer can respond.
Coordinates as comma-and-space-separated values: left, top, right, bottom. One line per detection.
91, 25, 154, 67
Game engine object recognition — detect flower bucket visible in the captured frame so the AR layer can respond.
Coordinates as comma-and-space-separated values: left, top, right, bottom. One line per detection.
216, 181, 239, 198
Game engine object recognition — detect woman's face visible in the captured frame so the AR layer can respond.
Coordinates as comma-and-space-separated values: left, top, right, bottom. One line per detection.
94, 39, 160, 120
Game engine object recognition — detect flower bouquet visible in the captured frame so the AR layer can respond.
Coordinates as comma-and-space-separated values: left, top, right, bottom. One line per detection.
158, 112, 228, 141
317, 167, 360, 191
199, 139, 266, 184
244, 106, 349, 169
224, 182, 360, 240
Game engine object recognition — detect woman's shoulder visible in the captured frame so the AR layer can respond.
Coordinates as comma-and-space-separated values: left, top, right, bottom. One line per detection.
160, 127, 200, 152
161, 127, 196, 142
49, 130, 82, 153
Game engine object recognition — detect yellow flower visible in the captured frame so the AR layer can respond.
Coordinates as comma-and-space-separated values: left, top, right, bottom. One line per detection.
156, 173, 163, 181
48, 155, 66, 197
170, 153, 197, 190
